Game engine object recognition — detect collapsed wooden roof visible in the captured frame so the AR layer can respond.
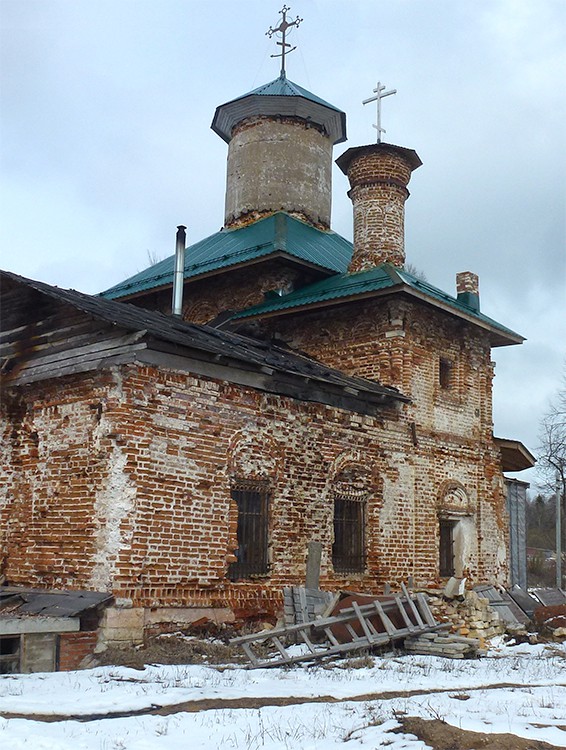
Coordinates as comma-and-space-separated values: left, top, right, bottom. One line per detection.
0, 270, 408, 416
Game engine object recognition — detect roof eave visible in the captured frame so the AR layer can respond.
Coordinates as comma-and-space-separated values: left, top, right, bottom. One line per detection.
211, 94, 347, 145
231, 281, 524, 346
101, 250, 341, 302
494, 436, 537, 472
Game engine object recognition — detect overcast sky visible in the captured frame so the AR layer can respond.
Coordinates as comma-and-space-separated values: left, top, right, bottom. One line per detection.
1, 0, 564, 489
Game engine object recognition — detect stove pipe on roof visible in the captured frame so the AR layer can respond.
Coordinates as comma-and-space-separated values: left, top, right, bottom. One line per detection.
172, 225, 187, 317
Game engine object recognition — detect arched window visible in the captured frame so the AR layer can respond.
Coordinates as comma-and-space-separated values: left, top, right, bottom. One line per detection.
436, 481, 474, 579
331, 468, 369, 574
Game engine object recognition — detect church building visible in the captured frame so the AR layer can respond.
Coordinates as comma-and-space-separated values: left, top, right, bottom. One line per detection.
0, 12, 534, 668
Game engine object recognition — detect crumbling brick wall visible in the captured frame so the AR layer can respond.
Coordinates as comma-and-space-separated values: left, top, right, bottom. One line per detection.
128, 261, 316, 325
254, 294, 509, 584
0, 343, 508, 635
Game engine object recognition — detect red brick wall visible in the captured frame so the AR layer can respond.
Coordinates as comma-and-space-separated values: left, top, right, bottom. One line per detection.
58, 632, 98, 671
0, 307, 508, 630
130, 261, 316, 324
256, 295, 509, 583
0, 372, 117, 589
346, 149, 415, 270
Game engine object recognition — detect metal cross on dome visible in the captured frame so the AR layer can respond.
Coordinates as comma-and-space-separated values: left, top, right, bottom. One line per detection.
363, 82, 397, 143
266, 5, 303, 77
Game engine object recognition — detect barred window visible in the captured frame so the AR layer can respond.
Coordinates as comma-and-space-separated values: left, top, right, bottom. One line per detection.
227, 480, 270, 581
332, 490, 366, 574
439, 357, 453, 389
439, 519, 456, 577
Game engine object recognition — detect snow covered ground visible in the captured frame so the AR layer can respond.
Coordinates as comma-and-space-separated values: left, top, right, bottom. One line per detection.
0, 640, 565, 749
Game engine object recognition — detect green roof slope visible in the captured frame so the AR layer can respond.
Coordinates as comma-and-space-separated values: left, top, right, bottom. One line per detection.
101, 213, 352, 300
230, 264, 523, 346
238, 74, 343, 112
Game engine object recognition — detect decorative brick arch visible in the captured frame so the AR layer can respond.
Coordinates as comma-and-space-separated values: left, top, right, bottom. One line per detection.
225, 430, 283, 580
436, 479, 475, 517
326, 452, 382, 575
436, 480, 477, 579
183, 300, 218, 325
227, 430, 283, 482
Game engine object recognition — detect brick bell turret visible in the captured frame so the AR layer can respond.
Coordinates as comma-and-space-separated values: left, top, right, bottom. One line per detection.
336, 143, 422, 272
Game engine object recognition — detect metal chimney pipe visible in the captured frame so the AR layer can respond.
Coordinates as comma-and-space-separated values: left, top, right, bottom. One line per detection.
172, 225, 186, 317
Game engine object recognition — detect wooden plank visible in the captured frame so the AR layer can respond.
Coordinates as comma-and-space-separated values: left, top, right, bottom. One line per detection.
271, 637, 291, 661
372, 599, 397, 636
246, 632, 393, 669
394, 595, 418, 631
323, 627, 340, 647
352, 601, 375, 643
345, 622, 362, 642
11, 329, 146, 369
241, 643, 259, 666
401, 583, 425, 627
7, 347, 143, 385
416, 593, 437, 627
299, 631, 317, 654
532, 588, 566, 607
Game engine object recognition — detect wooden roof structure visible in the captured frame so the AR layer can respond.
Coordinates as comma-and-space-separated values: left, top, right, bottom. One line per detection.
0, 270, 408, 416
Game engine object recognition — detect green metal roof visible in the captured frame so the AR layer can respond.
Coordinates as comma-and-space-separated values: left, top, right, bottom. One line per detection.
211, 73, 347, 145
241, 74, 344, 113
230, 264, 523, 347
101, 213, 352, 300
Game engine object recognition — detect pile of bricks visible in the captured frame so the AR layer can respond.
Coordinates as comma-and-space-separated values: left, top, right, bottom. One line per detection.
423, 589, 505, 644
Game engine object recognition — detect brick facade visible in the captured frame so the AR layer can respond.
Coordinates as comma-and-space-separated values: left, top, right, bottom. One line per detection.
130, 261, 317, 324
254, 295, 509, 584
58, 632, 99, 671
1, 315, 508, 641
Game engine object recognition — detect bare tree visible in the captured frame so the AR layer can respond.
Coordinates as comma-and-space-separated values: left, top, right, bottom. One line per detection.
403, 262, 427, 282
537, 371, 566, 581
537, 374, 566, 494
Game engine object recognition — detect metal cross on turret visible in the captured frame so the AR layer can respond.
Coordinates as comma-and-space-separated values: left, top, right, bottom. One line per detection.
266, 5, 303, 77
363, 82, 397, 143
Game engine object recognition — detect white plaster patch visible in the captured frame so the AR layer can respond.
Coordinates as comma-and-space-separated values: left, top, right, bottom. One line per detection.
89, 370, 136, 591
89, 444, 137, 590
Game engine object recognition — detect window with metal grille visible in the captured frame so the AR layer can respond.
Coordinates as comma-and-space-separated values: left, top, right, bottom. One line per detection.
332, 492, 366, 574
439, 357, 453, 389
439, 519, 456, 577
227, 480, 270, 581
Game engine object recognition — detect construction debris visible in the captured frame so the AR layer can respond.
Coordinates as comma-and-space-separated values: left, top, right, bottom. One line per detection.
404, 631, 484, 659
232, 582, 566, 669
231, 584, 485, 668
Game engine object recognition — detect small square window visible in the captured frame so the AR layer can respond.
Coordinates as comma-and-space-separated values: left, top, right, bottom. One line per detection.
0, 636, 20, 674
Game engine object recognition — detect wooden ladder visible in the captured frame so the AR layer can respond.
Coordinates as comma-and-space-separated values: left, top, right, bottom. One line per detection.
232, 585, 445, 668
